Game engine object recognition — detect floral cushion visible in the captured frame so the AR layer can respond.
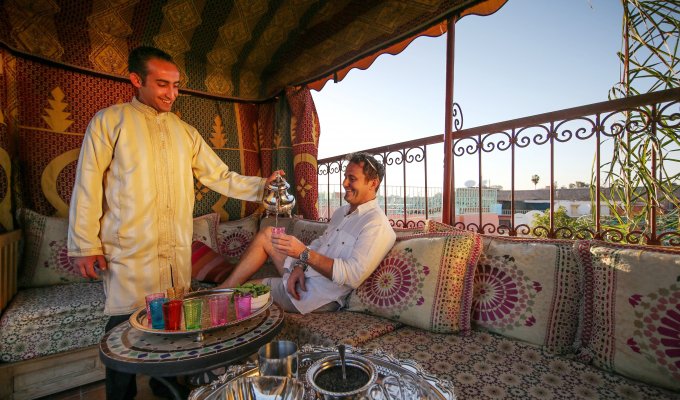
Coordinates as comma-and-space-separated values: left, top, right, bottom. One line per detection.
191, 241, 236, 283
19, 209, 97, 288
0, 282, 108, 362
362, 326, 680, 400
472, 236, 582, 355
276, 311, 402, 347
574, 240, 680, 392
193, 213, 220, 250
217, 214, 259, 258
292, 218, 328, 245
347, 231, 482, 334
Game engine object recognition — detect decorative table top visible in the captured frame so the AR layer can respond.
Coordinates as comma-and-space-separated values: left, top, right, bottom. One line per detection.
99, 303, 284, 377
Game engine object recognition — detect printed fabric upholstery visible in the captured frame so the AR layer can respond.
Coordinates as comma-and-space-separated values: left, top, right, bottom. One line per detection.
216, 214, 259, 258
192, 213, 220, 250
276, 311, 403, 348
19, 209, 97, 288
347, 231, 482, 334
472, 236, 582, 355
362, 326, 680, 400
574, 240, 680, 392
0, 282, 107, 362
191, 241, 236, 283
291, 218, 328, 245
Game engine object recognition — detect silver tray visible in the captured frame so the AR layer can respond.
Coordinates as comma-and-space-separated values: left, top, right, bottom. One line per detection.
129, 289, 273, 341
190, 345, 457, 400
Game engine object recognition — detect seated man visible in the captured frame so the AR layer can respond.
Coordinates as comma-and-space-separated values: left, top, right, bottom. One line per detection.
219, 152, 396, 313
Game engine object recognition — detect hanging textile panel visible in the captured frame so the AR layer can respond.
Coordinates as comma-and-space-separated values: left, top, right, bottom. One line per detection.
2, 55, 276, 222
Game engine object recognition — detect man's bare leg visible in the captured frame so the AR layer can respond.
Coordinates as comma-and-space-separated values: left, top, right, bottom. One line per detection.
218, 227, 287, 288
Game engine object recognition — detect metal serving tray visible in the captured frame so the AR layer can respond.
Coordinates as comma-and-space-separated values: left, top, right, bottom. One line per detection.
189, 345, 457, 400
129, 289, 273, 341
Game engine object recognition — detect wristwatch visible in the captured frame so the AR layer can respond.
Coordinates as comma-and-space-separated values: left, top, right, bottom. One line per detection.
299, 246, 311, 263
294, 260, 308, 272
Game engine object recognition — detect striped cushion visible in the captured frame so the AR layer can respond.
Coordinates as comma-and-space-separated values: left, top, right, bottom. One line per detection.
191, 241, 235, 283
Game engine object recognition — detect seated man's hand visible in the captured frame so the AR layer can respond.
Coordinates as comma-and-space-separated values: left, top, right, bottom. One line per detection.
286, 265, 307, 300
271, 229, 306, 258
73, 255, 108, 279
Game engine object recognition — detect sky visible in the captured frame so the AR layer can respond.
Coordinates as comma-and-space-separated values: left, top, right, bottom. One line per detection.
311, 0, 624, 191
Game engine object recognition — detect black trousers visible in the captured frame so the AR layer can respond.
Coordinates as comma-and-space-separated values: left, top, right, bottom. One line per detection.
105, 314, 137, 400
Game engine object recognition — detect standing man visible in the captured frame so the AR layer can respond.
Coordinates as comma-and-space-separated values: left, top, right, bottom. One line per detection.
67, 46, 281, 399
219, 152, 396, 314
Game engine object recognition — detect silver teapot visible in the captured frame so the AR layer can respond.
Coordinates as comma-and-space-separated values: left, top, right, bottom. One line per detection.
262, 174, 296, 217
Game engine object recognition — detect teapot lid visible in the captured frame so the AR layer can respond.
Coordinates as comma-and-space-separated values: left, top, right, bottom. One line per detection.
266, 174, 290, 191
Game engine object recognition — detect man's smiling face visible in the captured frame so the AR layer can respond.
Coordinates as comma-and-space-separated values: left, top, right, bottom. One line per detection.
131, 58, 180, 113
343, 161, 379, 212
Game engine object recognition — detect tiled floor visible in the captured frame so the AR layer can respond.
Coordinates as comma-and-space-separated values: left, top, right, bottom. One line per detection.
38, 375, 167, 400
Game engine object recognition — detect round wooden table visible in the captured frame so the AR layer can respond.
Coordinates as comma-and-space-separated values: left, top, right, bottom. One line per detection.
100, 303, 284, 398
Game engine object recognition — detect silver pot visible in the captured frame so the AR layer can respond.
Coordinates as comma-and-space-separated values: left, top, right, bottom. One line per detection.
262, 174, 296, 217
306, 354, 377, 399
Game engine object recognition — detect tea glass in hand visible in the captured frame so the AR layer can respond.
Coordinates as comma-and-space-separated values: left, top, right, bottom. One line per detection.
258, 340, 298, 378
271, 226, 286, 235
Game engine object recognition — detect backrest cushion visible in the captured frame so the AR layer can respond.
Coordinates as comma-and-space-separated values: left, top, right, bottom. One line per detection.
191, 241, 236, 283
347, 231, 482, 334
292, 219, 329, 245
192, 213, 220, 250
473, 236, 582, 355
19, 209, 95, 287
393, 226, 426, 238
574, 240, 680, 391
216, 214, 259, 258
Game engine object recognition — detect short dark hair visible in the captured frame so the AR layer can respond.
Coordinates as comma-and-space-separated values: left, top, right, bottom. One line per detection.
345, 152, 385, 188
128, 46, 174, 83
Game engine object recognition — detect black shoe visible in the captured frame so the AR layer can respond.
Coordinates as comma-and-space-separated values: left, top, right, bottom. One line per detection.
149, 377, 191, 399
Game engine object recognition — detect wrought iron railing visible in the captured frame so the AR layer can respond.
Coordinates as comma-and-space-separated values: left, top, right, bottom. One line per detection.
317, 88, 680, 246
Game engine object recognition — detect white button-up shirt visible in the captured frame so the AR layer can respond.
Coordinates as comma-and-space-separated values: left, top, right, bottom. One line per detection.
282, 199, 396, 314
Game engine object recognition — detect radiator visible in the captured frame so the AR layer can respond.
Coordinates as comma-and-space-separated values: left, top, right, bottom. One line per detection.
0, 230, 21, 313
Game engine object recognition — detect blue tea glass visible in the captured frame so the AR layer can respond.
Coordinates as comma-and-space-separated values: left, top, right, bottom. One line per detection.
149, 297, 168, 329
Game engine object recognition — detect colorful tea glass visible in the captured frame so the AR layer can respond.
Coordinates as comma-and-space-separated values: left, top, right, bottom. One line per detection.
162, 300, 183, 330
208, 295, 229, 326
145, 292, 165, 325
149, 297, 168, 329
234, 293, 252, 319
183, 298, 203, 330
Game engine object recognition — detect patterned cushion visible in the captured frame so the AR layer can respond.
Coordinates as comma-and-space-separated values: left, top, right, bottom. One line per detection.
574, 240, 680, 392
424, 219, 469, 234
193, 213, 220, 250
362, 327, 680, 400
347, 231, 482, 334
472, 236, 582, 355
191, 241, 236, 283
276, 311, 402, 347
0, 282, 107, 362
19, 209, 96, 288
393, 226, 425, 237
217, 214, 259, 258
292, 218, 328, 245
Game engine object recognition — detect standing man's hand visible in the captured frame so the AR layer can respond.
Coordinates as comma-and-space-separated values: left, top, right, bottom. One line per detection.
266, 170, 285, 185
286, 265, 307, 300
73, 255, 108, 279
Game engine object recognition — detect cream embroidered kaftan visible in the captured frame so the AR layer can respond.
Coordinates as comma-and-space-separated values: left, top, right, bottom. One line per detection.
68, 98, 265, 315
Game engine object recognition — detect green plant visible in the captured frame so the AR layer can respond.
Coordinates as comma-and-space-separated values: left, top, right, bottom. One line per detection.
596, 0, 680, 242
232, 282, 271, 298
530, 206, 594, 238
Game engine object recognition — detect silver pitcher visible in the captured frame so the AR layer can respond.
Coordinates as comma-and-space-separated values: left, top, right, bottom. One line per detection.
263, 174, 296, 217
